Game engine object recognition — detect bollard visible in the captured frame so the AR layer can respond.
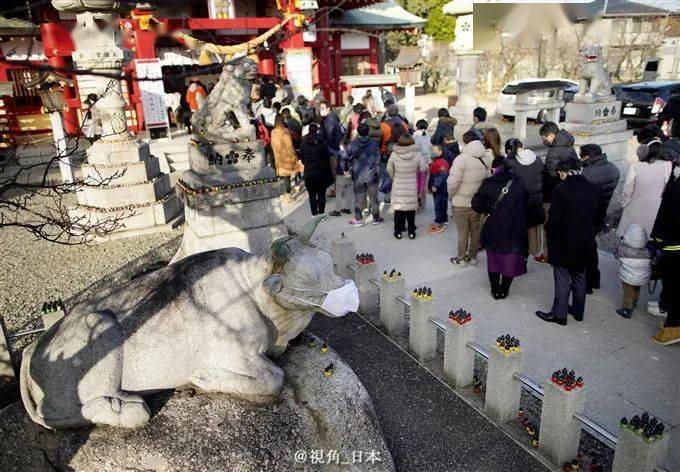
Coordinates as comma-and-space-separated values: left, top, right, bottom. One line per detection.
485, 344, 524, 424
379, 272, 406, 335
331, 235, 356, 280
612, 423, 669, 472
355, 260, 378, 315
538, 380, 587, 467
42, 307, 66, 330
443, 317, 475, 389
408, 291, 437, 361
0, 316, 16, 380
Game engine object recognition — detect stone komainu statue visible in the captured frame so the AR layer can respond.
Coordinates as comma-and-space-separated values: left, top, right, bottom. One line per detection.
190, 57, 258, 142
20, 217, 359, 429
175, 16, 292, 143
578, 45, 613, 99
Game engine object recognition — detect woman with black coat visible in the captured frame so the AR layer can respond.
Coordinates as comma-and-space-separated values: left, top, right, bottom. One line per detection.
472, 159, 529, 299
300, 124, 334, 216
505, 139, 545, 257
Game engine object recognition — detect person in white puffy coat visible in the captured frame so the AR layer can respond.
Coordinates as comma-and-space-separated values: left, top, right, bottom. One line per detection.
615, 224, 652, 319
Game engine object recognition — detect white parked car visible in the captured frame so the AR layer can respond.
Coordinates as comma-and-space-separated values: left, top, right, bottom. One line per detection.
496, 78, 579, 122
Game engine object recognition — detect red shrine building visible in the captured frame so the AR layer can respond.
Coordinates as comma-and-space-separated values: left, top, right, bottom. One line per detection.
0, 1, 424, 141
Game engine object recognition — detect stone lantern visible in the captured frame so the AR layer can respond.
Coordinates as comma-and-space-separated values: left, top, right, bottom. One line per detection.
387, 47, 423, 125
49, 0, 182, 239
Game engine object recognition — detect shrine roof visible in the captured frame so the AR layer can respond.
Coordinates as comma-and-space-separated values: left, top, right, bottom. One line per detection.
563, 0, 678, 20
330, 1, 426, 30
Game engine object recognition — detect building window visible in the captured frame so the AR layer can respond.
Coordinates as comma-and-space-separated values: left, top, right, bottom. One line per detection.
341, 55, 371, 76
630, 18, 642, 34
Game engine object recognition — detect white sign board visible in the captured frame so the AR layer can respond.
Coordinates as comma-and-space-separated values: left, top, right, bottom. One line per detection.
285, 49, 314, 100
134, 58, 169, 129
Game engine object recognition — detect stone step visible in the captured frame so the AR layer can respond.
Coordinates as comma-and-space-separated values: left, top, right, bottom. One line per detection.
69, 191, 183, 233
76, 174, 173, 208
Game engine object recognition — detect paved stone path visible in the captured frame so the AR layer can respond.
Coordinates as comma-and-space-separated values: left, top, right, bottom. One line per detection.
284, 193, 679, 471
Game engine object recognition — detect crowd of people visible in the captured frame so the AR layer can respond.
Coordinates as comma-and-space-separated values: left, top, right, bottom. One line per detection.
239, 75, 680, 348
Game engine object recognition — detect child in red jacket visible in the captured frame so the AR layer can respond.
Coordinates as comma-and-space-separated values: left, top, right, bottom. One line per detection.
428, 145, 451, 234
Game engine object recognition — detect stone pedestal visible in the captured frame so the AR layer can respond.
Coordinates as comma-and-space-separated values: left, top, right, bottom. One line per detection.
443, 318, 475, 389
379, 274, 406, 336
485, 344, 524, 425
561, 95, 633, 212
172, 139, 286, 261
408, 295, 437, 361
449, 50, 483, 130
612, 425, 670, 472
65, 12, 182, 238
538, 381, 587, 468
355, 261, 378, 315
331, 235, 356, 280
0, 317, 14, 380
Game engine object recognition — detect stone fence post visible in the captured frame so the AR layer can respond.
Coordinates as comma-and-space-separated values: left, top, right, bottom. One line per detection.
355, 261, 378, 315
379, 272, 406, 336
539, 380, 587, 467
485, 344, 524, 424
612, 424, 670, 472
0, 316, 15, 380
331, 235, 355, 281
443, 317, 475, 390
42, 306, 67, 330
408, 291, 437, 361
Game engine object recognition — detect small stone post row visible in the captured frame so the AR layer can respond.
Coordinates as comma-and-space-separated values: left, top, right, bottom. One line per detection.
443, 312, 475, 390
485, 338, 524, 424
408, 288, 437, 361
538, 372, 587, 468
379, 272, 406, 336
612, 419, 670, 472
331, 235, 356, 281
0, 316, 16, 380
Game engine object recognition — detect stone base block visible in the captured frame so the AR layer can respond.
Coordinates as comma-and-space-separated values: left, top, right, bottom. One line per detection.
565, 100, 622, 125
181, 166, 277, 188
77, 174, 173, 208
171, 222, 288, 262
81, 157, 161, 186
183, 197, 284, 237
188, 140, 267, 175
86, 138, 151, 166
42, 309, 65, 330
179, 177, 283, 207
612, 426, 670, 472
562, 119, 628, 137
69, 191, 183, 234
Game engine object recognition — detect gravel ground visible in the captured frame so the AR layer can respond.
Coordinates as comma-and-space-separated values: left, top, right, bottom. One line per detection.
0, 195, 181, 335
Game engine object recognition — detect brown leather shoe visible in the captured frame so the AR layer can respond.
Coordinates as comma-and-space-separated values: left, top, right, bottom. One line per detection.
652, 327, 680, 346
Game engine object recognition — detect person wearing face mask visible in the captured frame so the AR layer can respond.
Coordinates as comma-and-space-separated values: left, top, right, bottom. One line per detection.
535, 157, 606, 325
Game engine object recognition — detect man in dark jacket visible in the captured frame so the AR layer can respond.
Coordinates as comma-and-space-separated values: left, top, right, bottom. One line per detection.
320, 106, 351, 216
536, 122, 578, 263
300, 124, 333, 216
536, 157, 606, 325
431, 108, 457, 146
440, 133, 461, 167
579, 144, 621, 292
260, 76, 276, 100
345, 123, 382, 225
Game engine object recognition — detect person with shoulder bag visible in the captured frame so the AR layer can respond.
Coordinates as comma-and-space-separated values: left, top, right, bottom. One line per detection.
472, 159, 529, 299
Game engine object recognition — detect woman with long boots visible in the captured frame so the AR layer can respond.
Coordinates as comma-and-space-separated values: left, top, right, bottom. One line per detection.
472, 159, 529, 299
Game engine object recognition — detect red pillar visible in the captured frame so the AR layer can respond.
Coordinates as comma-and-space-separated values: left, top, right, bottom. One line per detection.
40, 23, 79, 135
279, 0, 304, 50
316, 9, 333, 103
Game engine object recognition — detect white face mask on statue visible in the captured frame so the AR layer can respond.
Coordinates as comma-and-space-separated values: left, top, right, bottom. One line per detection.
283, 280, 359, 317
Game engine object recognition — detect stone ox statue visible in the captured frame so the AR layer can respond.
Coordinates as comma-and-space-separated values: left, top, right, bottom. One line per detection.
577, 45, 613, 99
20, 217, 359, 429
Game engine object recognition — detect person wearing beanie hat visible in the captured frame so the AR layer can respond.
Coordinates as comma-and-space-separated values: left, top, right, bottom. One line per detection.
579, 143, 620, 293
345, 122, 383, 226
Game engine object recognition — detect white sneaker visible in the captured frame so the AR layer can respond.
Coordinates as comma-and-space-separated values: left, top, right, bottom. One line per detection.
468, 257, 478, 266
450, 257, 467, 267
647, 302, 667, 318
